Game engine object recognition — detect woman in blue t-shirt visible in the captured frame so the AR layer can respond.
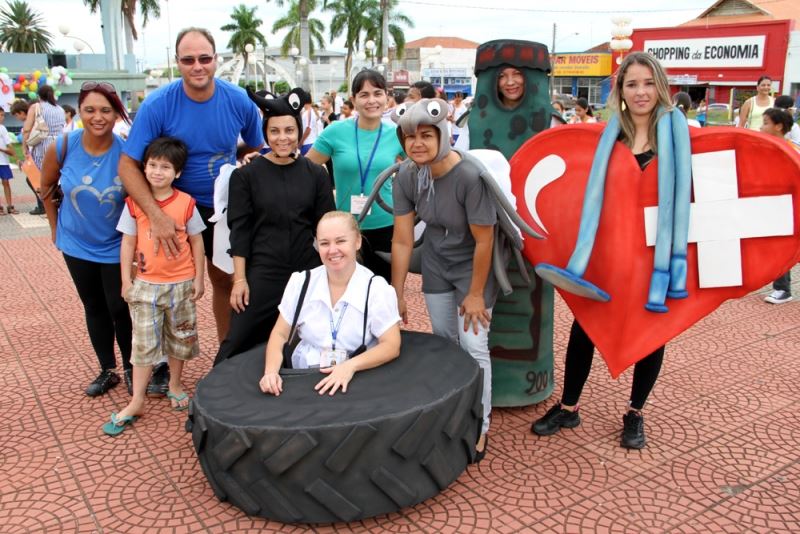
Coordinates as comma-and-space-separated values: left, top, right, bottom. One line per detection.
307, 70, 404, 281
40, 81, 133, 398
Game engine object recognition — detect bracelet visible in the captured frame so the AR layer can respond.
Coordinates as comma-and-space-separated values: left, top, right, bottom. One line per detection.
233, 278, 246, 284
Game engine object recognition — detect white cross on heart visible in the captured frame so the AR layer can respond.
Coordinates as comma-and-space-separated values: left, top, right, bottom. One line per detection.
644, 149, 794, 288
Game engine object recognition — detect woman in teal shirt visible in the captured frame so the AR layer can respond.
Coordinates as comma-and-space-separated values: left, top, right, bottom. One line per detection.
307, 70, 404, 281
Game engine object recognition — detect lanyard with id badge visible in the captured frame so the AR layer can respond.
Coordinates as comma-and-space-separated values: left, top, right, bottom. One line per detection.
350, 119, 382, 217
282, 271, 377, 369
322, 303, 349, 367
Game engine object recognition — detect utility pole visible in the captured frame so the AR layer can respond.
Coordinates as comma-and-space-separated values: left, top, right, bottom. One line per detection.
550, 23, 556, 98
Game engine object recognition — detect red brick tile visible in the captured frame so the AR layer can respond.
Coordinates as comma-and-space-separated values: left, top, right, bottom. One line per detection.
714, 462, 800, 532
1, 235, 799, 533
0, 486, 97, 533
402, 481, 527, 534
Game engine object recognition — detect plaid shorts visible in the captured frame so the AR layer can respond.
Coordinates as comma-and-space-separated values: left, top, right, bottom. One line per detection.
128, 279, 199, 367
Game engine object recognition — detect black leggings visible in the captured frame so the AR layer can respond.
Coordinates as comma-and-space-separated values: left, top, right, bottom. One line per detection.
63, 254, 132, 371
214, 269, 293, 365
561, 320, 663, 410
360, 225, 393, 282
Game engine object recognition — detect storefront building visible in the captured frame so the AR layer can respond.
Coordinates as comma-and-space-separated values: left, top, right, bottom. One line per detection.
550, 52, 612, 105
421, 67, 473, 98
628, 19, 793, 106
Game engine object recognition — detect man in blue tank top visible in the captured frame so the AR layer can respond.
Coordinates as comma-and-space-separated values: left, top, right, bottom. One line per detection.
119, 27, 264, 356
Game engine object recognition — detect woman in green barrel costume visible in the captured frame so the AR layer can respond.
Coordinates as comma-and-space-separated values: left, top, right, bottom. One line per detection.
464, 40, 563, 406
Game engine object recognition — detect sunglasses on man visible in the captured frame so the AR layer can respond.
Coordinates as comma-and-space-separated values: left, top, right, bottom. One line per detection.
177, 55, 215, 66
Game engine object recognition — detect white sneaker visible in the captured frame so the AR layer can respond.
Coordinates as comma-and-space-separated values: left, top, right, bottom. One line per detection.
765, 290, 793, 304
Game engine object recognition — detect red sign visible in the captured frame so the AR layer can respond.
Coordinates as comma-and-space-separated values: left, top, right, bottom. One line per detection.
629, 20, 791, 87
391, 70, 409, 84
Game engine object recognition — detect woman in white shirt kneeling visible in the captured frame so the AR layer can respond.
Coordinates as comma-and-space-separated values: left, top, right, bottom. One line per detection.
260, 211, 402, 396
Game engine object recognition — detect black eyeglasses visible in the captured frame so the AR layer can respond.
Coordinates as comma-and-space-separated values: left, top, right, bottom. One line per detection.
80, 81, 116, 93
177, 55, 215, 66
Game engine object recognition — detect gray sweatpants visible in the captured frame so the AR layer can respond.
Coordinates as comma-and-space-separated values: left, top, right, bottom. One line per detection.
424, 291, 492, 434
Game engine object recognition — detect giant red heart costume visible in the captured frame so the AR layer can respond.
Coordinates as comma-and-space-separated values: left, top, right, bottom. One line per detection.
512, 124, 800, 378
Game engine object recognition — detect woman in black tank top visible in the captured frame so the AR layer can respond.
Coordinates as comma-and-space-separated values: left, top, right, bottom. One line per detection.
533, 52, 680, 450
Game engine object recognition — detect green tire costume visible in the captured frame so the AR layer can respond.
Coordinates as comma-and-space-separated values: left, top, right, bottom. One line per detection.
467, 40, 556, 406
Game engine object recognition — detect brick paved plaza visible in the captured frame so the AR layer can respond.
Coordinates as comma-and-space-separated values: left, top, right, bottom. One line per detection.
1, 172, 799, 533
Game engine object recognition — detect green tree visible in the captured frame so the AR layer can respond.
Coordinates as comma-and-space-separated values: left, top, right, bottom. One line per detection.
272, 0, 325, 57
325, 0, 375, 92
0, 0, 53, 53
273, 80, 291, 95
267, 0, 315, 61
365, 0, 413, 60
83, 0, 161, 55
221, 4, 268, 67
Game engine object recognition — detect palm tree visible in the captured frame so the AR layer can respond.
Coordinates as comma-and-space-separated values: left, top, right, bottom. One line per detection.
325, 0, 375, 91
267, 0, 314, 62
272, 0, 325, 57
0, 0, 53, 53
366, 0, 413, 61
267, 0, 316, 90
83, 0, 161, 55
221, 4, 268, 67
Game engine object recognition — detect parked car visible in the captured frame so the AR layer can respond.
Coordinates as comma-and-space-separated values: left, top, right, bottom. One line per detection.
705, 103, 737, 126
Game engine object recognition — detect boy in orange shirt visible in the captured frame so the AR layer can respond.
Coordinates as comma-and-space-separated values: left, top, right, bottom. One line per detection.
103, 137, 206, 435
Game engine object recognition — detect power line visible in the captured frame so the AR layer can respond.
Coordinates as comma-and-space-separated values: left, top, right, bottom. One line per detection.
399, 0, 707, 14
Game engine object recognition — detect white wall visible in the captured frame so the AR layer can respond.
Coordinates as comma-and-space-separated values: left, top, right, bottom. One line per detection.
783, 30, 800, 96
416, 46, 477, 89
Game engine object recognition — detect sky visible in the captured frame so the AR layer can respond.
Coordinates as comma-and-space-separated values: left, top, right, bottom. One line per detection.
32, 0, 713, 70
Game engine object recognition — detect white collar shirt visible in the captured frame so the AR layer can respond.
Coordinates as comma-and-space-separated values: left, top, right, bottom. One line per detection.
278, 264, 401, 368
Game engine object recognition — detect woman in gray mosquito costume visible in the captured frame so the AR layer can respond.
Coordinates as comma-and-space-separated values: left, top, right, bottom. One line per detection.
214, 87, 335, 365
387, 98, 541, 461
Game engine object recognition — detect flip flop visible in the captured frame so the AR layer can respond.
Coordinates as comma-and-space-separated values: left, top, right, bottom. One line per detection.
101, 412, 138, 436
167, 391, 190, 411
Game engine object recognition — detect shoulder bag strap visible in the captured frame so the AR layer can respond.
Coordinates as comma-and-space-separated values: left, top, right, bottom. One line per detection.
287, 270, 311, 343
41, 133, 69, 203
361, 275, 377, 346
58, 132, 68, 166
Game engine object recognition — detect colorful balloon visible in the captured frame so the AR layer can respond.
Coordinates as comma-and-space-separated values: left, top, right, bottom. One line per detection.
1, 85, 9, 94
29, 82, 38, 92
28, 91, 36, 99
33, 70, 41, 79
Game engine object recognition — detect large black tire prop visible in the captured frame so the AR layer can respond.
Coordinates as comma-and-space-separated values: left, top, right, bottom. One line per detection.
190, 331, 483, 523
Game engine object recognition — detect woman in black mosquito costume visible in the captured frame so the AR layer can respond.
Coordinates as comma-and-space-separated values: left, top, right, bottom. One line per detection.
214, 87, 335, 365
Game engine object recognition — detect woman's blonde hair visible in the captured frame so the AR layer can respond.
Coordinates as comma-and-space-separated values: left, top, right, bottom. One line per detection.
317, 210, 361, 238
607, 52, 673, 153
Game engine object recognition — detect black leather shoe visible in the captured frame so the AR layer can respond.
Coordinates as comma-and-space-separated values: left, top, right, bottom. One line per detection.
124, 368, 133, 396
147, 362, 169, 397
29, 206, 45, 215
531, 404, 581, 436
621, 410, 646, 449
85, 369, 120, 397
474, 434, 489, 463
